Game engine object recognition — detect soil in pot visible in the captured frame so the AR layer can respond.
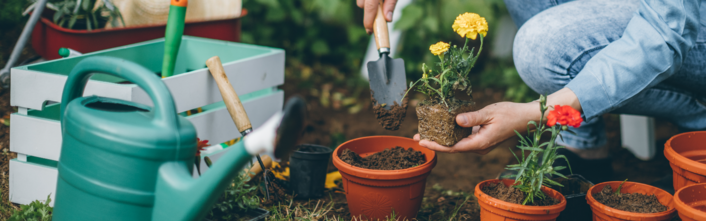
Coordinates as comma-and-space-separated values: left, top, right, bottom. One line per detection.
416, 98, 474, 146
340, 147, 425, 170
371, 93, 408, 131
481, 181, 560, 206
592, 184, 668, 213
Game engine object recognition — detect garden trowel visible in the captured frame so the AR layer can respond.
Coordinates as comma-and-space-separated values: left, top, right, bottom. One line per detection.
367, 1, 407, 130
205, 56, 275, 199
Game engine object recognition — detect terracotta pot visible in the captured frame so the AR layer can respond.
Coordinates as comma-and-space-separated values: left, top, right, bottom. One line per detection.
332, 136, 437, 220
586, 181, 676, 221
673, 183, 706, 221
474, 179, 567, 221
665, 132, 706, 190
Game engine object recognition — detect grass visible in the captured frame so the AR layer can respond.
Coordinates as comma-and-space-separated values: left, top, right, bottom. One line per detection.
264, 184, 477, 221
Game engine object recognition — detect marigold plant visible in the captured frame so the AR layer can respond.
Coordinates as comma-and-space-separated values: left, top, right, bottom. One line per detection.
505, 95, 583, 205
403, 12, 488, 108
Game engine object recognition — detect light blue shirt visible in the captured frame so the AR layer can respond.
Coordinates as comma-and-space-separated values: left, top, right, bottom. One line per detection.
566, 0, 703, 120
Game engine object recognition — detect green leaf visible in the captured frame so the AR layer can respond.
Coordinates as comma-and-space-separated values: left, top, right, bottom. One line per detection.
86, 17, 91, 31
615, 178, 628, 195
68, 14, 77, 29
517, 146, 543, 152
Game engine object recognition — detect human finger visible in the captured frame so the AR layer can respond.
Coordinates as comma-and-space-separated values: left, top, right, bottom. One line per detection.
363, 0, 380, 34
382, 0, 397, 21
356, 0, 365, 8
419, 140, 457, 153
413, 134, 420, 141
456, 109, 491, 128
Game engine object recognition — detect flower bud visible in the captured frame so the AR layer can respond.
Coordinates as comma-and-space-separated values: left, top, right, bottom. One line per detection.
562, 125, 568, 131
539, 95, 546, 104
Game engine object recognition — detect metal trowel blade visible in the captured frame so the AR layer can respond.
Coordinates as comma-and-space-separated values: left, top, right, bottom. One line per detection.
273, 96, 307, 160
367, 54, 407, 109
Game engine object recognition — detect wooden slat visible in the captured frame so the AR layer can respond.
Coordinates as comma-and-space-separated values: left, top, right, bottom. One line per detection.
11, 37, 284, 112
9, 160, 57, 206
9, 90, 283, 161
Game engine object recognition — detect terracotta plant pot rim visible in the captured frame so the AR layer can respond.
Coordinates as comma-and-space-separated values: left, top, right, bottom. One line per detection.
332, 136, 437, 180
673, 183, 706, 220
665, 132, 706, 175
586, 181, 676, 218
474, 179, 567, 215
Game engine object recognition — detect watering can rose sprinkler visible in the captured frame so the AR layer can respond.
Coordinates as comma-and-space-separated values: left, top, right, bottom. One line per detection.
51, 56, 306, 221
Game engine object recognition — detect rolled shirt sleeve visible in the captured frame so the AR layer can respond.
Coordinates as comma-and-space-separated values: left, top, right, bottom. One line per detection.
566, 0, 702, 120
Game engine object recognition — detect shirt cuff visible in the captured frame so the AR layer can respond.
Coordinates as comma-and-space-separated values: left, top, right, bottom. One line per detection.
566, 71, 613, 121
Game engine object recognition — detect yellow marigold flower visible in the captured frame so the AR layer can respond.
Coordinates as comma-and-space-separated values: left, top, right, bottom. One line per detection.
452, 12, 488, 40
429, 41, 450, 56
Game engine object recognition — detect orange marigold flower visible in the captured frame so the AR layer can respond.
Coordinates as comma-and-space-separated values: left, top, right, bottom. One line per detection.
546, 105, 583, 128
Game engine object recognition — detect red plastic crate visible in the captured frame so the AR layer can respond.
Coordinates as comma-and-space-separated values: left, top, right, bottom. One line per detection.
31, 9, 247, 60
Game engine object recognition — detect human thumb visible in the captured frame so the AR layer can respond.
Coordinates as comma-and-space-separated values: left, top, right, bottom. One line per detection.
456, 111, 487, 128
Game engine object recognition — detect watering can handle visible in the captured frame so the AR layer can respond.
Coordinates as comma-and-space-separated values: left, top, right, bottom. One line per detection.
60, 56, 179, 129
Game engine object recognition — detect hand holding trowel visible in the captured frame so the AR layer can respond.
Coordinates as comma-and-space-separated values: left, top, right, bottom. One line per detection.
367, 1, 408, 131
205, 56, 276, 200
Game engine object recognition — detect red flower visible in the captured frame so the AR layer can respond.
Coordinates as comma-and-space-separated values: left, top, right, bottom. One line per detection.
196, 138, 210, 156
546, 105, 583, 128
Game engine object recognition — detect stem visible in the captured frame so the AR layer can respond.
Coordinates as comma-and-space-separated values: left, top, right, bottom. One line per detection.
462, 37, 469, 51
401, 79, 421, 103
477, 35, 484, 58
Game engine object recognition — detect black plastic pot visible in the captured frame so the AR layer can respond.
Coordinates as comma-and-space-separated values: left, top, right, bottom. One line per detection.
551, 174, 594, 221
289, 144, 333, 199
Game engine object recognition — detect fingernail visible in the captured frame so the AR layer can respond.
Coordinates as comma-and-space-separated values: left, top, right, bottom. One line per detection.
386, 11, 393, 20
457, 115, 468, 125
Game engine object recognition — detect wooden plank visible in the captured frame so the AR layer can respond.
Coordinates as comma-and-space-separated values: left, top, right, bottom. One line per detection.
9, 114, 61, 161
10, 37, 284, 112
187, 90, 284, 145
9, 90, 283, 161
9, 160, 57, 206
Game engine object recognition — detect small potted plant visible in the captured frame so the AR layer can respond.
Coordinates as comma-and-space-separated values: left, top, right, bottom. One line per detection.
403, 12, 487, 146
41, 0, 124, 31
475, 95, 580, 220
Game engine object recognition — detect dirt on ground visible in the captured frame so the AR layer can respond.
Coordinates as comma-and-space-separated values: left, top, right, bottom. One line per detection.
371, 92, 408, 131
481, 181, 560, 206
340, 147, 426, 170
416, 99, 474, 147
593, 185, 668, 213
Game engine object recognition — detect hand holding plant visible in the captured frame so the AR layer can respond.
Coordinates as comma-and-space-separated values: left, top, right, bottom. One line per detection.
505, 95, 583, 205
409, 12, 488, 147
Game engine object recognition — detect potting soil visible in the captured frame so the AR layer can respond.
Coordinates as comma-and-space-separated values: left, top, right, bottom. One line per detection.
593, 185, 668, 213
481, 181, 560, 206
340, 147, 425, 170
258, 170, 289, 206
371, 91, 407, 131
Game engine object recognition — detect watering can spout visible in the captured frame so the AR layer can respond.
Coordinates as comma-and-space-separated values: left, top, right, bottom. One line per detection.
152, 141, 253, 221
151, 97, 305, 221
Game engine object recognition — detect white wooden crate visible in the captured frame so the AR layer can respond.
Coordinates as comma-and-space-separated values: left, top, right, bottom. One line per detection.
8, 36, 285, 205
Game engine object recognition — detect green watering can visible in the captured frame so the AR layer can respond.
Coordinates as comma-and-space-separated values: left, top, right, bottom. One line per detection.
52, 56, 306, 220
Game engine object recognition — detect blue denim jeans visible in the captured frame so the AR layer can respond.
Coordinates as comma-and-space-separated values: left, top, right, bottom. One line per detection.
505, 0, 706, 149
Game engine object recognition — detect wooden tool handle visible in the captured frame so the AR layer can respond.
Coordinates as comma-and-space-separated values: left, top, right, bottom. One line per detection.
206, 56, 252, 133
373, 1, 390, 50
245, 155, 272, 178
